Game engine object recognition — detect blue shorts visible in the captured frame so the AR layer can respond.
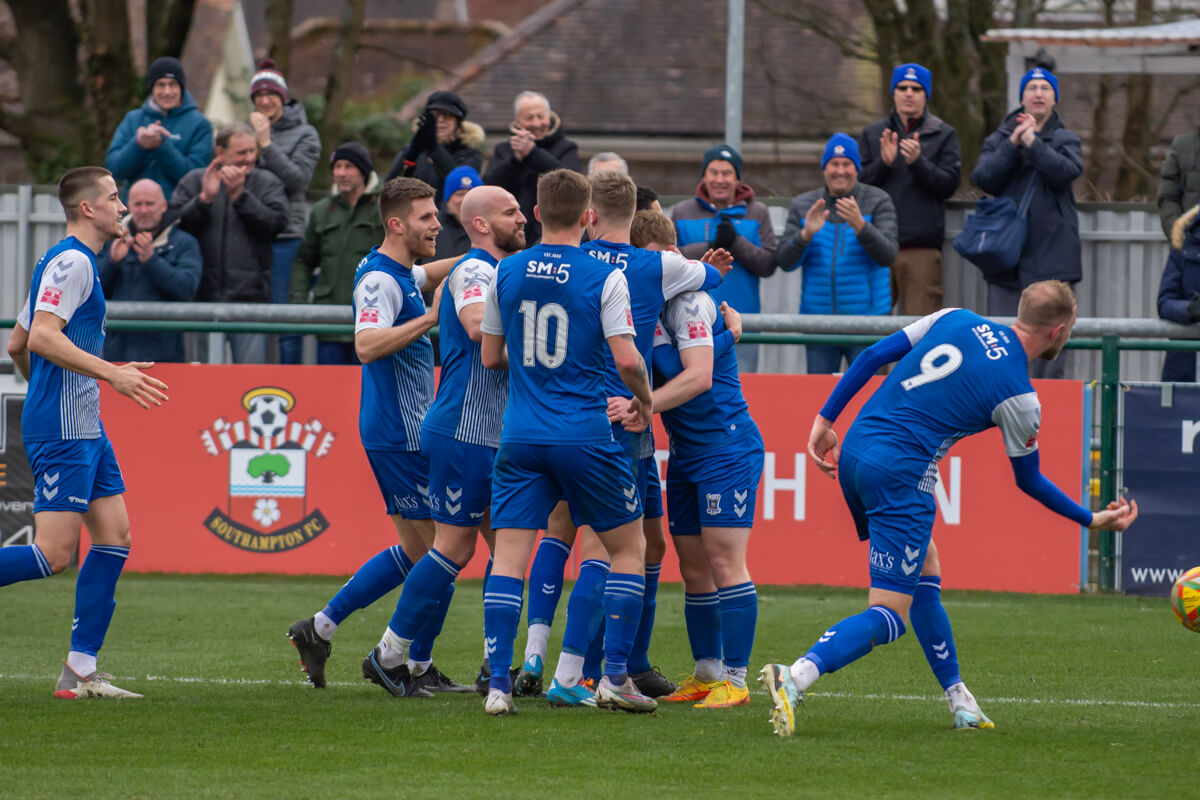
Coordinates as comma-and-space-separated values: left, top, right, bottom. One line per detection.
422, 430, 495, 527
839, 449, 934, 594
364, 448, 433, 520
26, 435, 125, 513
641, 456, 663, 520
491, 441, 642, 534
666, 435, 765, 537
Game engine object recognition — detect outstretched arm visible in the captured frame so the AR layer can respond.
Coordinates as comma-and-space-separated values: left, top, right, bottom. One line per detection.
1009, 451, 1138, 531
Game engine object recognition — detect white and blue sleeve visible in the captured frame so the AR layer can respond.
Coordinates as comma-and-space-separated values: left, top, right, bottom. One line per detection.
353, 272, 402, 333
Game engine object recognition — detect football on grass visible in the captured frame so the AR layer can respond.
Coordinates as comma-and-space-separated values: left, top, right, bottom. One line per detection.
1170, 566, 1200, 632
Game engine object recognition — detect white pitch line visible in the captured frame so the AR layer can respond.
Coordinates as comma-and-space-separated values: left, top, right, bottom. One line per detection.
2, 672, 1196, 710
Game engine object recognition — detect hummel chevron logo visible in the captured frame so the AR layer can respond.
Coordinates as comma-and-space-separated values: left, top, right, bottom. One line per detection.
904, 545, 921, 561
366, 282, 379, 292
71, 616, 79, 631
541, 583, 556, 595
734, 504, 747, 518
485, 636, 497, 654
363, 295, 379, 307
734, 489, 748, 503
446, 487, 463, 501
625, 500, 638, 513
932, 641, 949, 660
684, 303, 700, 316
52, 270, 69, 284
43, 471, 60, 486
818, 630, 835, 643
900, 560, 918, 576
623, 485, 636, 499
446, 502, 461, 515
42, 486, 58, 501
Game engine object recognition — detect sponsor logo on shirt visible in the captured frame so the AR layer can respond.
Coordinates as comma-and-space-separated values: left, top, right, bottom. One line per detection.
463, 284, 484, 300
358, 308, 379, 324
40, 287, 62, 307
687, 321, 708, 339
1024, 433, 1038, 448
625, 308, 634, 328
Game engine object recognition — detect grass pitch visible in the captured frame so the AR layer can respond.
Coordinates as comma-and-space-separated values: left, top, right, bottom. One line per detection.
0, 573, 1194, 799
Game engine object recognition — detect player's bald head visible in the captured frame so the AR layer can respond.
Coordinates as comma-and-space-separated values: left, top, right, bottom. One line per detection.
1017, 280, 1076, 329
460, 185, 511, 224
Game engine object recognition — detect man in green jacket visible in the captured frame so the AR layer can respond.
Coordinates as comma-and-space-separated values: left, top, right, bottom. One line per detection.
1158, 124, 1200, 240
290, 142, 382, 364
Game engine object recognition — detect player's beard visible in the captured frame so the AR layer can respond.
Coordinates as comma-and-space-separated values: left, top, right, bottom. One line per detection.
493, 225, 526, 255
406, 227, 437, 260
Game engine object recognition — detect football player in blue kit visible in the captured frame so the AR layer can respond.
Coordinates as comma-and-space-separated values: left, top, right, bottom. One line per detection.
760, 280, 1138, 736
515, 172, 731, 706
3, 167, 169, 699
478, 169, 655, 716
288, 178, 460, 694
364, 186, 527, 695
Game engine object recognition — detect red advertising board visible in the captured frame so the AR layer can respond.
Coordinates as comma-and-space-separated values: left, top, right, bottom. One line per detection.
94, 365, 1085, 593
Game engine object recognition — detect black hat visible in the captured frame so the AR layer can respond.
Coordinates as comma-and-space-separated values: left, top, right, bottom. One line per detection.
331, 142, 373, 180
146, 57, 186, 93
424, 91, 467, 119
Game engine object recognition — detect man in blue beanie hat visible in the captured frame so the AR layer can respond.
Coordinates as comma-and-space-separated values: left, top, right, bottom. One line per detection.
859, 62, 961, 317
432, 166, 483, 261
672, 143, 777, 372
777, 133, 899, 374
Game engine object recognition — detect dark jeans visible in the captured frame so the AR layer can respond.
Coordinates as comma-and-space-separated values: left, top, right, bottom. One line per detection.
317, 340, 359, 365
735, 342, 759, 374
806, 344, 868, 375
273, 237, 303, 364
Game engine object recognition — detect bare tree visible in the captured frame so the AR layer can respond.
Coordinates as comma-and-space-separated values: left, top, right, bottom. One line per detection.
316, 0, 367, 176
1114, 0, 1155, 199
265, 0, 293, 76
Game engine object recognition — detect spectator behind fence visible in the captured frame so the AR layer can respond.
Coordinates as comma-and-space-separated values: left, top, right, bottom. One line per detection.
483, 91, 582, 242
636, 185, 662, 214
1156, 204, 1200, 381
386, 91, 484, 208
672, 144, 777, 372
1158, 121, 1200, 240
777, 133, 898, 375
171, 122, 287, 364
290, 142, 382, 365
97, 178, 202, 363
587, 152, 628, 175
970, 67, 1081, 379
248, 59, 321, 364
106, 57, 214, 200
859, 63, 960, 316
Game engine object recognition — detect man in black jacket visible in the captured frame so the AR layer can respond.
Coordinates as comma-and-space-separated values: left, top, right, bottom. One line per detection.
171, 122, 287, 363
386, 91, 485, 209
482, 91, 582, 243
859, 63, 960, 316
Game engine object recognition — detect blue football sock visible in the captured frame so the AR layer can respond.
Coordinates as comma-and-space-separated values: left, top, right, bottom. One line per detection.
684, 591, 722, 662
0, 544, 52, 587
602, 572, 645, 685
910, 576, 962, 690
805, 605, 906, 675
627, 561, 661, 674
483, 574, 523, 694
70, 545, 129, 657
583, 617, 606, 682
718, 581, 757, 670
323, 545, 412, 625
399, 549, 461, 662
526, 537, 571, 627
561, 558, 609, 656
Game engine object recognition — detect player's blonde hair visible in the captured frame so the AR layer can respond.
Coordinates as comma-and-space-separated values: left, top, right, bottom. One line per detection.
589, 171, 636, 222
630, 210, 676, 249
1017, 280, 1076, 329
536, 169, 591, 231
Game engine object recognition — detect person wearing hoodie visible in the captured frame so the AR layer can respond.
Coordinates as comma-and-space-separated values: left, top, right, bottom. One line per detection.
387, 91, 485, 209
970, 67, 1082, 379
776, 133, 899, 375
1157, 204, 1200, 381
97, 178, 202, 363
483, 91, 582, 243
290, 142, 382, 365
105, 57, 214, 200
672, 144, 777, 372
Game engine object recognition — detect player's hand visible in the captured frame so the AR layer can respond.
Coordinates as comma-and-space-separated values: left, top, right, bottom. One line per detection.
808, 415, 839, 479
834, 195, 865, 233
109, 362, 169, 408
719, 301, 742, 342
801, 198, 828, 241
109, 233, 132, 263
132, 231, 154, 263
899, 132, 921, 164
426, 279, 445, 322
1088, 497, 1138, 532
607, 395, 632, 423
699, 247, 734, 276
880, 129, 898, 166
199, 159, 223, 203
625, 396, 651, 432
249, 111, 272, 148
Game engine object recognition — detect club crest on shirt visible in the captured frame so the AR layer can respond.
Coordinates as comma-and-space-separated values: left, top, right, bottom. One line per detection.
198, 386, 335, 553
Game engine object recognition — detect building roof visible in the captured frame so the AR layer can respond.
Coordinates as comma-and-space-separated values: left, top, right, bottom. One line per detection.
397, 0, 878, 139
983, 18, 1200, 46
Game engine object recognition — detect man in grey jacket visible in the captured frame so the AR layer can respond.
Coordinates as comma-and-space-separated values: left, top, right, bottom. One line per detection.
171, 122, 288, 363
248, 59, 321, 362
777, 133, 898, 374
